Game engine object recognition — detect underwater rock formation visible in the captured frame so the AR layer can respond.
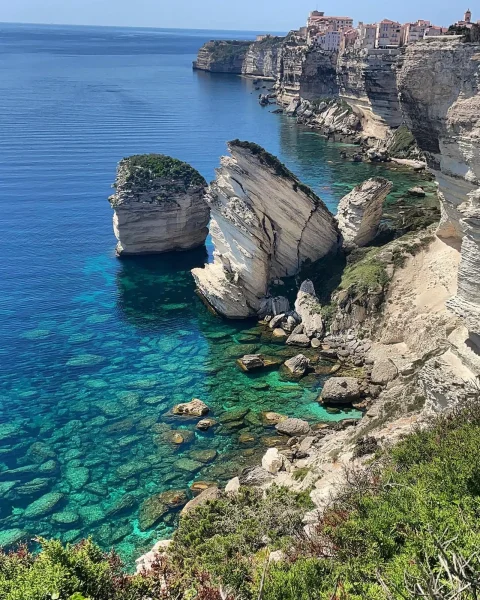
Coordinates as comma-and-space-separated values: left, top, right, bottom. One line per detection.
191, 141, 339, 318
108, 154, 209, 256
336, 177, 393, 249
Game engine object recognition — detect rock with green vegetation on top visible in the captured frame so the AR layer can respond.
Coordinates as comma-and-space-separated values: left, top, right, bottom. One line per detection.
108, 154, 209, 255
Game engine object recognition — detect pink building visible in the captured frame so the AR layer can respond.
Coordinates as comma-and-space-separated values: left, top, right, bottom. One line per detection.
401, 20, 430, 45
423, 25, 448, 38
376, 19, 402, 48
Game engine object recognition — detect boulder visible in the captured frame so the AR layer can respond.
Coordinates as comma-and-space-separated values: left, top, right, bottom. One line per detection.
172, 398, 209, 417
261, 411, 287, 425
191, 141, 339, 318
181, 486, 221, 515
258, 296, 290, 318
275, 418, 310, 437
239, 466, 274, 487
284, 354, 311, 376
370, 359, 398, 385
225, 476, 240, 494
320, 377, 362, 405
272, 328, 287, 338
196, 418, 217, 431
294, 280, 324, 338
108, 154, 209, 255
408, 186, 426, 197
262, 448, 284, 474
335, 178, 393, 249
236, 354, 279, 371
286, 333, 311, 347
268, 313, 286, 329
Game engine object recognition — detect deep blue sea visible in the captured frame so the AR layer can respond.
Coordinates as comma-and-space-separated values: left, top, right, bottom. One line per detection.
0, 23, 430, 564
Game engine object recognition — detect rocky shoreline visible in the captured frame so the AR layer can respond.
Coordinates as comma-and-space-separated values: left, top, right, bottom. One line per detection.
136, 35, 480, 571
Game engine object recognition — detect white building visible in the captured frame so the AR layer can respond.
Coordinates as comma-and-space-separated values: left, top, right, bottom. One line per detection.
314, 30, 342, 51
355, 22, 377, 49
376, 19, 402, 48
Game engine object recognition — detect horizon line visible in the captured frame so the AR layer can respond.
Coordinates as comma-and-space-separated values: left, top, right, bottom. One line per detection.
0, 20, 288, 34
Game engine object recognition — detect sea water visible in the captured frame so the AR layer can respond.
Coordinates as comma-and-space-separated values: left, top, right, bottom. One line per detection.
0, 23, 432, 564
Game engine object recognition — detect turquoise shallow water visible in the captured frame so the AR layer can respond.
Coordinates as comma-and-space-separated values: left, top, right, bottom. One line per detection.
0, 23, 432, 564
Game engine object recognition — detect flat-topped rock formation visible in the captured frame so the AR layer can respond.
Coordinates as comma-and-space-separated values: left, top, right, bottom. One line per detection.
398, 37, 480, 343
192, 141, 340, 318
336, 177, 393, 249
108, 154, 209, 256
193, 40, 251, 73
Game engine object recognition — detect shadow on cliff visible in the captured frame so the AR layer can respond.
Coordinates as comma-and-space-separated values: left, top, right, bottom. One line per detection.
114, 247, 208, 329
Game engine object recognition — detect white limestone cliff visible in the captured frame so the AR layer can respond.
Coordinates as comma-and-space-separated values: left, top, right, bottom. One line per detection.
336, 177, 393, 249
191, 141, 340, 318
398, 37, 480, 343
108, 154, 209, 256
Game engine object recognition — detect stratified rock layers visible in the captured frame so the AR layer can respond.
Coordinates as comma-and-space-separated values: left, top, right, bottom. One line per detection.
398, 38, 480, 339
336, 177, 392, 249
193, 40, 251, 73
109, 154, 209, 256
192, 141, 339, 318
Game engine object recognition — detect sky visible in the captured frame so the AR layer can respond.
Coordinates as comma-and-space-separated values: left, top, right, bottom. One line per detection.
0, 0, 470, 31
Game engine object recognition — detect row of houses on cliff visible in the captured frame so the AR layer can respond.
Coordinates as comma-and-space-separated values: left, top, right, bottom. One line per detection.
302, 8, 476, 52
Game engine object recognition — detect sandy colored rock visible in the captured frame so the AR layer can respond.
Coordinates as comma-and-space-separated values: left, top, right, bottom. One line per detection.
192, 141, 339, 318
336, 178, 392, 249
173, 398, 209, 417
108, 154, 209, 255
320, 377, 362, 405
370, 359, 398, 385
181, 486, 221, 515
275, 418, 310, 436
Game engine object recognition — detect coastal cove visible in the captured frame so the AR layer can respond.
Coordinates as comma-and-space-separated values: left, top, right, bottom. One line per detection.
0, 24, 432, 565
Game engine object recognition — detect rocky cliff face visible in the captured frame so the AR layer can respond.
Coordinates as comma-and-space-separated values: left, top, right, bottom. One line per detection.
191, 141, 339, 318
336, 177, 393, 249
109, 155, 209, 256
242, 37, 284, 79
398, 37, 480, 343
337, 48, 403, 139
275, 42, 338, 105
193, 40, 251, 73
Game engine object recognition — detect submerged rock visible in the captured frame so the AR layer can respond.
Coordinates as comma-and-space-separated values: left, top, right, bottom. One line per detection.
139, 489, 188, 531
336, 177, 393, 250
109, 154, 209, 255
181, 486, 221, 515
236, 354, 280, 372
192, 140, 339, 318
284, 354, 311, 376
24, 492, 64, 519
172, 399, 209, 417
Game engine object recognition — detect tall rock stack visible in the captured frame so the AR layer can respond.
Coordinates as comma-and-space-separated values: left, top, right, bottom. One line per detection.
336, 177, 393, 249
108, 154, 209, 256
398, 37, 480, 346
192, 141, 340, 318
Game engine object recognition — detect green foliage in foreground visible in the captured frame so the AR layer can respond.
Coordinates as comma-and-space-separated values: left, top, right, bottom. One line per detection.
171, 403, 480, 599
0, 538, 148, 600
2, 405, 480, 599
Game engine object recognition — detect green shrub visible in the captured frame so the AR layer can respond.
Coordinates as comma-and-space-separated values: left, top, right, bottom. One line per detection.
0, 538, 149, 600
339, 249, 388, 294
123, 154, 206, 188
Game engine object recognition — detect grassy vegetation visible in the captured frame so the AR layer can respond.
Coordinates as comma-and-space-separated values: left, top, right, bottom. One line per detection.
387, 125, 417, 158
204, 40, 251, 62
122, 154, 206, 188
338, 248, 389, 294
2, 400, 480, 599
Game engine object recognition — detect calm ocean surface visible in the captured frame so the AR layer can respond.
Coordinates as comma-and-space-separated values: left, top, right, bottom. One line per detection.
0, 23, 429, 563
